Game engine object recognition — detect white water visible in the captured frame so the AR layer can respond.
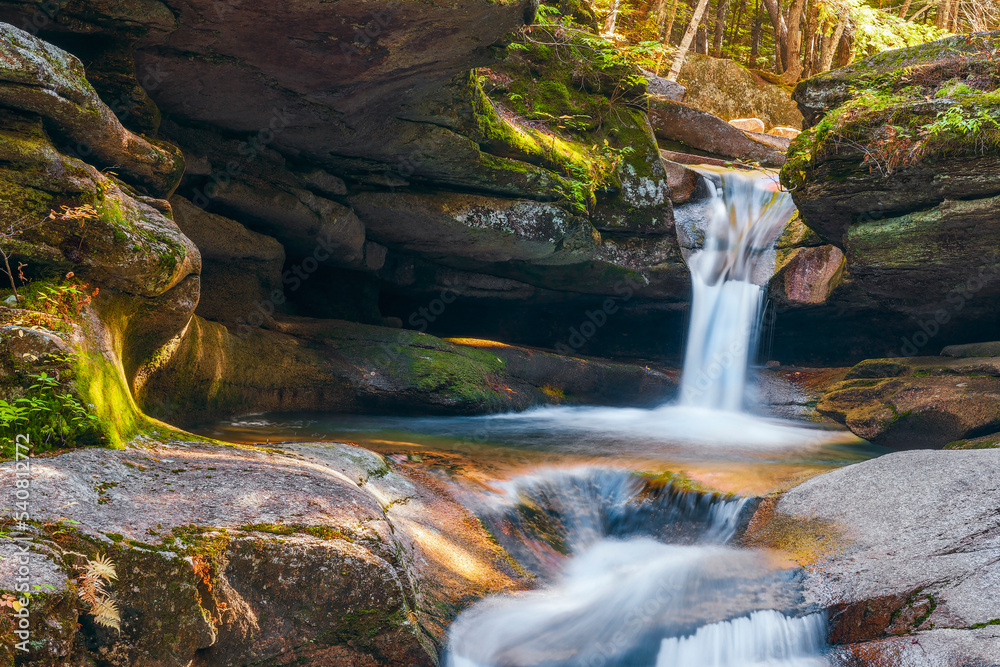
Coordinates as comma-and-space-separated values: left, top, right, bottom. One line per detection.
679, 170, 797, 410
445, 469, 829, 667
444, 172, 830, 667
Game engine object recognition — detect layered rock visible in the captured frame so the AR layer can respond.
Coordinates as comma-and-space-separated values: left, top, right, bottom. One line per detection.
780, 32, 1000, 337
817, 355, 1000, 449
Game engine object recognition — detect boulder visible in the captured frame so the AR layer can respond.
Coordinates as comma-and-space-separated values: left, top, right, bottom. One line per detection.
660, 159, 708, 204
133, 315, 677, 425
768, 126, 801, 139
817, 356, 1000, 448
728, 118, 765, 133
0, 24, 183, 197
648, 98, 788, 166
763, 450, 1000, 664
0, 441, 527, 666
770, 245, 846, 307
677, 54, 804, 129
640, 68, 687, 101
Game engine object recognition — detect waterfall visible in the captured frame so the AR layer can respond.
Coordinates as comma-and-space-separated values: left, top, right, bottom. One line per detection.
445, 469, 829, 667
679, 171, 797, 411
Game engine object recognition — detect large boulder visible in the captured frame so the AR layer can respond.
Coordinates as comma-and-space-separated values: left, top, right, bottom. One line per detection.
753, 450, 1000, 664
0, 441, 525, 666
677, 54, 804, 130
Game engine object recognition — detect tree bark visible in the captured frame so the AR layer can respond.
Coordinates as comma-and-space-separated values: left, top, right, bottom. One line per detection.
802, 2, 819, 77
664, 0, 680, 39
948, 0, 960, 30
898, 0, 913, 18
667, 0, 713, 80
819, 17, 847, 72
761, 0, 788, 72
781, 0, 807, 82
713, 0, 730, 56
935, 0, 951, 28
749, 2, 763, 66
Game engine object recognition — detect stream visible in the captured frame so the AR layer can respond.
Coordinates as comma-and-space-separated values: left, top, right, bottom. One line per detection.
197, 170, 884, 666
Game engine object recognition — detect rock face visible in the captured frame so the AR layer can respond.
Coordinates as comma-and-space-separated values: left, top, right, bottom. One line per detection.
677, 54, 804, 130
817, 356, 1000, 449
772, 450, 1000, 665
0, 441, 525, 666
780, 32, 1000, 345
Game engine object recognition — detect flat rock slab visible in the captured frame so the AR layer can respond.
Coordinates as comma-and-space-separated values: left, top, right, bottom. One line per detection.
0, 441, 522, 666
778, 450, 1000, 664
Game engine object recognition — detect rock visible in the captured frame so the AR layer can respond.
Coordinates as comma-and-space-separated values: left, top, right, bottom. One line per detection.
817, 356, 1000, 448
0, 441, 526, 666
677, 54, 803, 129
648, 98, 788, 167
2, 294, 16, 305
0, 109, 199, 302
640, 68, 686, 101
170, 196, 286, 325
768, 450, 1000, 664
134, 316, 677, 424
589, 109, 675, 235
778, 32, 1000, 348
658, 149, 743, 169
942, 341, 1000, 358
768, 126, 801, 139
0, 24, 183, 197
790, 32, 1000, 126
660, 159, 708, 204
728, 118, 765, 133
211, 179, 366, 269
770, 245, 846, 306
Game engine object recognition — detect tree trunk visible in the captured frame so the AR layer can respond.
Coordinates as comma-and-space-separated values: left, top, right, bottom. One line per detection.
781, 0, 807, 82
761, 0, 788, 72
802, 2, 819, 77
667, 0, 713, 80
819, 17, 847, 72
604, 0, 622, 35
898, 0, 913, 18
935, 0, 951, 28
696, 19, 708, 54
664, 0, 680, 39
749, 2, 763, 66
713, 0, 730, 56
948, 0, 960, 30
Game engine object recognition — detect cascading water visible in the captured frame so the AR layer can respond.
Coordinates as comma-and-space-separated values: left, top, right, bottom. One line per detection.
679, 171, 797, 411
444, 469, 829, 666
443, 171, 830, 667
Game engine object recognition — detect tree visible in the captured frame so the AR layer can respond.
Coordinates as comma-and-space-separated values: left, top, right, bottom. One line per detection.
782, 0, 809, 82
713, 0, 732, 56
667, 0, 713, 80
761, 0, 788, 72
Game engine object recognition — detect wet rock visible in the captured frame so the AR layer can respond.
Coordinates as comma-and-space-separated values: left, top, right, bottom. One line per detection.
648, 98, 788, 166
660, 159, 708, 204
776, 450, 1000, 664
677, 54, 804, 129
770, 245, 845, 307
0, 24, 183, 197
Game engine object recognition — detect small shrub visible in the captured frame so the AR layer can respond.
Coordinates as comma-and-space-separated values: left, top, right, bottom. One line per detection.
0, 371, 103, 458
